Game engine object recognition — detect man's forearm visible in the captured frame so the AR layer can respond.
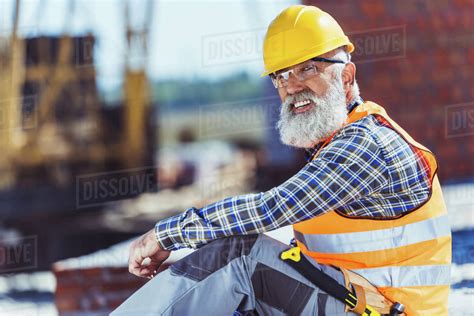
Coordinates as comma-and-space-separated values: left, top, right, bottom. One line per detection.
154, 129, 390, 251
154, 192, 274, 251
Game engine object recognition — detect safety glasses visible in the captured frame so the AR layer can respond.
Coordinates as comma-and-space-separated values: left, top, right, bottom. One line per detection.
270, 57, 346, 89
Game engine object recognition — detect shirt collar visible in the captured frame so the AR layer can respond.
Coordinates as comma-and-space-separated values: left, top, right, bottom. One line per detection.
304, 96, 364, 162
347, 96, 364, 113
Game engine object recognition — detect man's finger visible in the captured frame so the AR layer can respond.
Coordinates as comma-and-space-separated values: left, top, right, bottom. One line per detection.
128, 250, 145, 276
128, 261, 142, 276
139, 266, 157, 275
130, 264, 152, 278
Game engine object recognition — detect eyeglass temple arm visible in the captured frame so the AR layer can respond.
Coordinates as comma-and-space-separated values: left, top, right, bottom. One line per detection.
270, 57, 346, 77
310, 57, 346, 64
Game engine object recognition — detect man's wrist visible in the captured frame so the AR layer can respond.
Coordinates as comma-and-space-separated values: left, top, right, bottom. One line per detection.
154, 224, 168, 250
154, 215, 187, 251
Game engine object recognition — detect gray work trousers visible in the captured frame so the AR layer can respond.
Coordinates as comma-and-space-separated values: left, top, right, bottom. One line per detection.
111, 234, 353, 315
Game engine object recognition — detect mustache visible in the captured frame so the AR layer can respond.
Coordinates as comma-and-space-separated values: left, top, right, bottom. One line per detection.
282, 90, 317, 110
277, 76, 348, 148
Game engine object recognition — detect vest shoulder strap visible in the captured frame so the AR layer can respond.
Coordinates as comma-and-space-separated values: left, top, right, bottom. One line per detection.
312, 101, 438, 180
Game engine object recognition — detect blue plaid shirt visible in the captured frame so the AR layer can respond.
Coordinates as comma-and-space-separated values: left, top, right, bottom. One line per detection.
155, 101, 431, 250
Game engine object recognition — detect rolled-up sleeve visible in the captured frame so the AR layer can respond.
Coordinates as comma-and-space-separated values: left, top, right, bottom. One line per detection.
155, 125, 389, 250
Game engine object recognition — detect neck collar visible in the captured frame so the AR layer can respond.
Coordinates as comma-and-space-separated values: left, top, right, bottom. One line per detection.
347, 96, 364, 113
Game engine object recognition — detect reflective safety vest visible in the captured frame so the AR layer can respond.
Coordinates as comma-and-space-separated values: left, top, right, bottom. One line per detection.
293, 101, 451, 315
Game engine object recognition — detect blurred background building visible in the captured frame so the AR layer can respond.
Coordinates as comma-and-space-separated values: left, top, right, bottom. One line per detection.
0, 0, 472, 315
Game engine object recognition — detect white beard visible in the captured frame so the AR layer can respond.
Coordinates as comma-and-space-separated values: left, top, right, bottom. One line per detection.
277, 76, 348, 149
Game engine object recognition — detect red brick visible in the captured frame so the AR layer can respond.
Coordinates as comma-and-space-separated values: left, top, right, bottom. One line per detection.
467, 48, 474, 65
425, 0, 451, 12
451, 86, 465, 100
461, 11, 473, 29
453, 0, 474, 8
99, 280, 146, 292
404, 69, 423, 86
415, 17, 428, 31
449, 50, 466, 64
434, 50, 450, 67
55, 295, 81, 312
436, 87, 452, 103
360, 2, 386, 19
392, 1, 419, 16
430, 13, 445, 31
431, 68, 455, 83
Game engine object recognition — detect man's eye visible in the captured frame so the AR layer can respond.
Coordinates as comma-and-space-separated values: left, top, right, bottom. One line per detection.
302, 66, 314, 72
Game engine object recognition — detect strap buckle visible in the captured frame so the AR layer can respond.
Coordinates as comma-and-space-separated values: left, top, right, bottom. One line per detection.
280, 246, 301, 262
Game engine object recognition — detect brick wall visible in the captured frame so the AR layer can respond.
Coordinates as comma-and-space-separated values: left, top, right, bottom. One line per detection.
54, 267, 144, 315
53, 264, 171, 315
51, 237, 184, 315
304, 0, 474, 182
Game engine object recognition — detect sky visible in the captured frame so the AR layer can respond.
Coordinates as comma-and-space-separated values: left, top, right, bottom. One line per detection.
0, 0, 297, 91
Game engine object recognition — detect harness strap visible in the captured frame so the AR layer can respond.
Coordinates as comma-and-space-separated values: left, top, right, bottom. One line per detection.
280, 247, 382, 316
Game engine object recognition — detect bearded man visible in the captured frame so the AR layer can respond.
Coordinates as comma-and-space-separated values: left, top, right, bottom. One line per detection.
113, 5, 451, 315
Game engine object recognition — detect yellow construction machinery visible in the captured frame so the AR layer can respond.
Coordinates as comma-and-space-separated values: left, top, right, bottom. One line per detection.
0, 0, 157, 269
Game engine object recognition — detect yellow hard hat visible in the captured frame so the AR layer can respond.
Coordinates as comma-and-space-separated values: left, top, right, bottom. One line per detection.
262, 5, 354, 77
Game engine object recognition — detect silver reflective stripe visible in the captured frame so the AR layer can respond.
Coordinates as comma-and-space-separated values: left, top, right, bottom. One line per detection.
351, 264, 451, 287
295, 214, 450, 254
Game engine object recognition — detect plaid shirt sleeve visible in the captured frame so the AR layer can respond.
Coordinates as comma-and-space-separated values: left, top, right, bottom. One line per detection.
155, 123, 392, 250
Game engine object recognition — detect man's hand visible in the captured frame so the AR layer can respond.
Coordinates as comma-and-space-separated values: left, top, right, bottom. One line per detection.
128, 229, 171, 279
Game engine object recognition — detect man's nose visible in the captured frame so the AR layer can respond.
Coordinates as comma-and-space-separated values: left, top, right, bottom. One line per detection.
285, 73, 305, 95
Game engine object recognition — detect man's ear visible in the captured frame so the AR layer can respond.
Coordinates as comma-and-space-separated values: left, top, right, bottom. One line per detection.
342, 62, 356, 87
342, 62, 356, 101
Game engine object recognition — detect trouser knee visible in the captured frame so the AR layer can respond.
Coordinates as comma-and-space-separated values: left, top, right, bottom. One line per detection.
169, 234, 260, 281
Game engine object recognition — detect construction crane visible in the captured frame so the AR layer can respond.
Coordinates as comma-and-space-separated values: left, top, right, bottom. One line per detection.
0, 0, 158, 270
123, 0, 154, 168
0, 0, 156, 190
0, 0, 22, 190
